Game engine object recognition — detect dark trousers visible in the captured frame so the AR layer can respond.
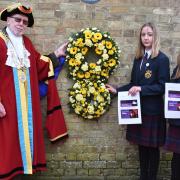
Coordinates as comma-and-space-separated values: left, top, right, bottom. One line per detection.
139, 145, 160, 180
171, 153, 180, 180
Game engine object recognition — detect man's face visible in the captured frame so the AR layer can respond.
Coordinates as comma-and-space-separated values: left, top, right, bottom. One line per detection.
7, 14, 28, 36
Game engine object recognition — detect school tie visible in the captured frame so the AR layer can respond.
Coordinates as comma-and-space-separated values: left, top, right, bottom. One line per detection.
140, 52, 148, 71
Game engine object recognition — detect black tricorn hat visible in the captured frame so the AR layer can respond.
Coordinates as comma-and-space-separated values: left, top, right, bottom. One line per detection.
0, 3, 34, 27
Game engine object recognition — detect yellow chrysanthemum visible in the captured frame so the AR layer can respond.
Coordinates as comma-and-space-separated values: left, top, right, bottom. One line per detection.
75, 59, 81, 66
83, 29, 92, 39
102, 40, 106, 45
101, 69, 109, 77
69, 58, 76, 66
112, 46, 117, 51
85, 72, 91, 79
81, 47, 88, 55
95, 110, 102, 115
70, 47, 78, 55
95, 47, 102, 55
75, 38, 84, 47
106, 41, 113, 49
89, 63, 96, 69
108, 49, 114, 55
91, 37, 98, 43
77, 72, 84, 78
108, 59, 116, 67
98, 87, 105, 93
82, 83, 86, 87
93, 32, 102, 40
80, 88, 87, 95
89, 70, 95, 74
94, 83, 98, 88
81, 99, 86, 104
69, 91, 75, 95
103, 62, 108, 67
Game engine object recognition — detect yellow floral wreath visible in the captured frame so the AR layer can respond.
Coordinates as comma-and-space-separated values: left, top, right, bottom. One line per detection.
66, 27, 121, 119
66, 27, 121, 82
69, 80, 111, 119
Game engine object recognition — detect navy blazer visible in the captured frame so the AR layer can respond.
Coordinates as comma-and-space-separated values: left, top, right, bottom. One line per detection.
168, 66, 180, 126
117, 51, 170, 115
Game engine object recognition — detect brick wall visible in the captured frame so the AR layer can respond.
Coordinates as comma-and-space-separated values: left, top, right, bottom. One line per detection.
0, 0, 180, 179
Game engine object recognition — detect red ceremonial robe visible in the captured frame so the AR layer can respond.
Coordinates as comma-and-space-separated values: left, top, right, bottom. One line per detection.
0, 30, 67, 180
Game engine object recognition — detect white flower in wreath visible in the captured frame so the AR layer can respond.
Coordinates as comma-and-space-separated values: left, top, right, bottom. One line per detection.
75, 105, 82, 114
97, 95, 104, 103
73, 82, 81, 89
69, 96, 75, 103
95, 65, 101, 72
92, 27, 97, 30
75, 53, 83, 61
97, 60, 102, 64
103, 49, 107, 54
87, 115, 93, 119
100, 83, 105, 88
94, 101, 98, 106
76, 94, 84, 101
68, 37, 73, 42
87, 105, 95, 114
102, 53, 109, 60
81, 63, 89, 71
98, 43, 105, 50
89, 86, 95, 93
85, 39, 93, 47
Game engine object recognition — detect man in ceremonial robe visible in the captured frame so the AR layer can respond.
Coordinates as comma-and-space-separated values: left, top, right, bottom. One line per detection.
0, 3, 68, 179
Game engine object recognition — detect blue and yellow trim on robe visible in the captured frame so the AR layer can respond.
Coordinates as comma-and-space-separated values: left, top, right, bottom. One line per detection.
13, 68, 33, 174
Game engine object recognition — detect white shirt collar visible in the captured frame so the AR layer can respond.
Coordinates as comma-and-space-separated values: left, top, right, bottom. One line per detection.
5, 27, 30, 69
144, 49, 152, 59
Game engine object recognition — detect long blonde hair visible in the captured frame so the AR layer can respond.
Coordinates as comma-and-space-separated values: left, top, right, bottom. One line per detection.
135, 22, 160, 59
174, 54, 180, 79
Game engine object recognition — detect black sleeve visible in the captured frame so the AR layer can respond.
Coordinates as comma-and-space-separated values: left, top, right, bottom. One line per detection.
46, 52, 60, 69
171, 66, 178, 80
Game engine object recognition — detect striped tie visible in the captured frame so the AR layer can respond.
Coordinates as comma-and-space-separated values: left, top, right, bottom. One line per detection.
140, 52, 148, 70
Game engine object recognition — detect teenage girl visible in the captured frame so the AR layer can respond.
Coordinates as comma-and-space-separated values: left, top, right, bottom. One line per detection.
164, 54, 180, 180
106, 22, 170, 180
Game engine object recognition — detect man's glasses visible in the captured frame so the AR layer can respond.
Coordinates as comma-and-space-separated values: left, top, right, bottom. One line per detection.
10, 16, 29, 26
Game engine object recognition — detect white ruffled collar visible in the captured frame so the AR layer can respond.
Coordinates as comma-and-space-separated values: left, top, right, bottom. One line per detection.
5, 27, 30, 69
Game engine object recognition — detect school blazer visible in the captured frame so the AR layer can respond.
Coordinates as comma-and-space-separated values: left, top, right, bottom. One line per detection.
168, 66, 180, 126
117, 51, 170, 115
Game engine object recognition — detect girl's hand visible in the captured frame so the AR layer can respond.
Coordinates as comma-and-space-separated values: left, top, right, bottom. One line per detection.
128, 86, 141, 96
106, 84, 117, 94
